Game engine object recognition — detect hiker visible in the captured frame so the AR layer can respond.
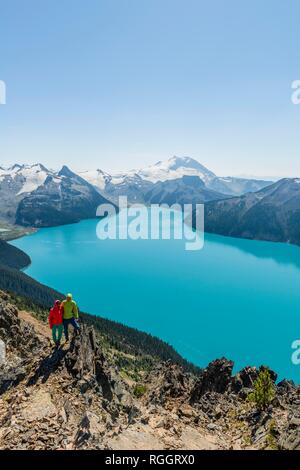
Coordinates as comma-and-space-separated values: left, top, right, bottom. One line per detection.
48, 300, 63, 347
61, 293, 80, 342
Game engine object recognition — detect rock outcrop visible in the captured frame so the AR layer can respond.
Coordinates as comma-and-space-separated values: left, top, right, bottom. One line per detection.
145, 361, 192, 406
0, 290, 300, 450
190, 358, 234, 402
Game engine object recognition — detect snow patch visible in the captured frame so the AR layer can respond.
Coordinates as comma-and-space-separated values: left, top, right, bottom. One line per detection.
132, 156, 216, 184
0, 164, 52, 195
79, 169, 110, 190
79, 156, 216, 190
16, 165, 49, 195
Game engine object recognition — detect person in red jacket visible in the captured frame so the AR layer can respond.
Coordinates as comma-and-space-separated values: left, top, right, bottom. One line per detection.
48, 300, 63, 347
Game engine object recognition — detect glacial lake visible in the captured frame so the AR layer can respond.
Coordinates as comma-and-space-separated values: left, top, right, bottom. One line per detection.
11, 214, 300, 383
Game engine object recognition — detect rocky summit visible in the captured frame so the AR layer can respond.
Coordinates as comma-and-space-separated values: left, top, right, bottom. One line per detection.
0, 290, 299, 450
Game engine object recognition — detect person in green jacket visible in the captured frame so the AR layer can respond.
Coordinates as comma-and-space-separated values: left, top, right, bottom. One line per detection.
61, 293, 80, 342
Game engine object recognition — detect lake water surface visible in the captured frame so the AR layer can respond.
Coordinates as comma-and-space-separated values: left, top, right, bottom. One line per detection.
11, 214, 300, 382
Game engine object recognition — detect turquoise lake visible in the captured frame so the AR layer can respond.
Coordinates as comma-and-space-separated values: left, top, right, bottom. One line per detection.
11, 215, 300, 383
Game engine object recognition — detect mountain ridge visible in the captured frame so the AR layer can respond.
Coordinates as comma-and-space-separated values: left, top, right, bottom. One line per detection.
0, 289, 299, 450
79, 156, 272, 200
0, 158, 272, 227
0, 164, 113, 227
144, 175, 228, 206
204, 178, 300, 245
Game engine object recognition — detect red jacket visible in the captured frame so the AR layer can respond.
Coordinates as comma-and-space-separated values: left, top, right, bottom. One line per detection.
48, 304, 63, 329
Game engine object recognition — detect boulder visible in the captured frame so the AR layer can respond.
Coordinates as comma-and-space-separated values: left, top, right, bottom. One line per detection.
190, 358, 233, 403
230, 366, 259, 394
145, 361, 190, 405
0, 365, 27, 394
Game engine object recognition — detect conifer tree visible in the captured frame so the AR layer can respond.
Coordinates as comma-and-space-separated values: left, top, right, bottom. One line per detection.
248, 368, 275, 411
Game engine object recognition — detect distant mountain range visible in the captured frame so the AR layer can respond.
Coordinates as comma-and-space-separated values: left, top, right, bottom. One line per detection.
0, 164, 111, 227
79, 156, 272, 203
205, 178, 300, 245
3, 157, 300, 247
0, 157, 272, 228
144, 175, 228, 206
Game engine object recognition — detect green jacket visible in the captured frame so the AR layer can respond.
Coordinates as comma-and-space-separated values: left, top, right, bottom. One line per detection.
61, 299, 79, 320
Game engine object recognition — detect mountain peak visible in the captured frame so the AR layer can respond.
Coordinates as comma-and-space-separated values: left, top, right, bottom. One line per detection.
4, 163, 50, 174
135, 156, 216, 184
33, 163, 49, 172
167, 156, 216, 176
58, 165, 76, 178
10, 163, 24, 171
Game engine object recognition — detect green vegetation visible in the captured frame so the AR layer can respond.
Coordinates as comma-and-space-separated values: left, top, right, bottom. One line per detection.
0, 263, 63, 307
116, 354, 154, 382
0, 230, 201, 375
133, 384, 147, 398
248, 368, 275, 411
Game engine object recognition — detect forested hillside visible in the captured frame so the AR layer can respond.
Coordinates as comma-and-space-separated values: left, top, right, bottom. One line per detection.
0, 240, 31, 269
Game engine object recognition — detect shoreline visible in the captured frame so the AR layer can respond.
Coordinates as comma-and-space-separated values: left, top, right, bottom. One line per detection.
0, 223, 37, 242
7, 218, 300, 383
1, 223, 200, 375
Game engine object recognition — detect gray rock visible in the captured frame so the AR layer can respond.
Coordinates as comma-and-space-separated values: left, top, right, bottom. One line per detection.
145, 361, 191, 406
280, 430, 300, 451
0, 339, 5, 365
190, 358, 234, 403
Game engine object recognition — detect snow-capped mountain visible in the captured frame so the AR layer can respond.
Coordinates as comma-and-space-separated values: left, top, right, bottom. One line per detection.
133, 156, 272, 195
0, 164, 111, 227
78, 156, 216, 191
0, 157, 273, 227
79, 156, 272, 202
0, 163, 53, 196
133, 156, 216, 184
0, 164, 56, 224
78, 169, 111, 191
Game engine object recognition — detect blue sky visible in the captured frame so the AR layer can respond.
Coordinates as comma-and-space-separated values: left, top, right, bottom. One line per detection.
0, 0, 300, 176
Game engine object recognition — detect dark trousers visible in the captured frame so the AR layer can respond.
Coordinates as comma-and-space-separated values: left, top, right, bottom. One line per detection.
63, 318, 80, 341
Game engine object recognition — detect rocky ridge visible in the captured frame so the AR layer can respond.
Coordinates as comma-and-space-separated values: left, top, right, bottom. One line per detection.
0, 290, 299, 450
